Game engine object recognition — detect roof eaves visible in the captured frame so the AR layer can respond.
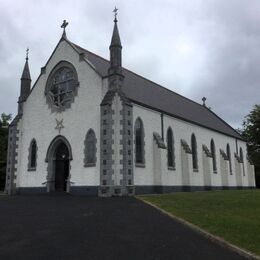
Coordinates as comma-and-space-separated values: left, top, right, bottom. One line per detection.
131, 99, 244, 141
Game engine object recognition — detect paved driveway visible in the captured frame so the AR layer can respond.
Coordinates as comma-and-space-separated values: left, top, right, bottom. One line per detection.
0, 195, 246, 260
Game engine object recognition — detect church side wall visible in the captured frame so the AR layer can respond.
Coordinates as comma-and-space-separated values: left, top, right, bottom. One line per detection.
133, 103, 254, 190
16, 40, 103, 192
133, 105, 161, 186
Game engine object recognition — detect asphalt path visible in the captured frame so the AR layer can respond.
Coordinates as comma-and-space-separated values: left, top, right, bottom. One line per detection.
0, 195, 246, 260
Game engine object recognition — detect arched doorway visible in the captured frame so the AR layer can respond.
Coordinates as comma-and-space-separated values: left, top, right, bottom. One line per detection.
54, 142, 69, 192
45, 135, 73, 193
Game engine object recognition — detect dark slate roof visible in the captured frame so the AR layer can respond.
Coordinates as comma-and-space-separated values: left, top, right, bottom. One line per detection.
70, 41, 242, 140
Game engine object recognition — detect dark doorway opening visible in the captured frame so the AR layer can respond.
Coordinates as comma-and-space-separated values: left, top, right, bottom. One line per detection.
54, 142, 69, 192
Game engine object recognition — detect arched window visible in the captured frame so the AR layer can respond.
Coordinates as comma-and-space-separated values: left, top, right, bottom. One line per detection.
211, 139, 217, 172
226, 144, 232, 174
167, 128, 175, 168
28, 139, 37, 170
239, 147, 244, 163
240, 147, 245, 176
84, 129, 97, 166
191, 134, 198, 170
135, 118, 145, 165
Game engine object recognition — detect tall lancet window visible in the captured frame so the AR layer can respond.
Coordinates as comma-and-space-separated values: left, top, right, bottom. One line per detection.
226, 144, 232, 174
240, 147, 245, 176
135, 118, 145, 165
191, 134, 198, 171
167, 127, 175, 169
28, 139, 37, 171
211, 139, 217, 172
84, 129, 97, 167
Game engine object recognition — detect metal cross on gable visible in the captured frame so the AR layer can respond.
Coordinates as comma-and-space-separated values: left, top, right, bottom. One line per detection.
61, 20, 69, 33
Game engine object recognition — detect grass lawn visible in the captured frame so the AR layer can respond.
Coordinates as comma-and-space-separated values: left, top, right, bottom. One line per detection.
139, 190, 260, 256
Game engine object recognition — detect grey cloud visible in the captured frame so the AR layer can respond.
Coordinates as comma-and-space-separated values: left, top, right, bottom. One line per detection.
0, 0, 259, 129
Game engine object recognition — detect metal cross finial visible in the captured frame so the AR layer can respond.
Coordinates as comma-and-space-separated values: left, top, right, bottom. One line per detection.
26, 48, 29, 61
202, 97, 207, 106
61, 20, 69, 35
113, 7, 118, 21
61, 20, 68, 30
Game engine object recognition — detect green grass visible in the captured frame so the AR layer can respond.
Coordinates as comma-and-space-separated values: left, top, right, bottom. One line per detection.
139, 190, 260, 256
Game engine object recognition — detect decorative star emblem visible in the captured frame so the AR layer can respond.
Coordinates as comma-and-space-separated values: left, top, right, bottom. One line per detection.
55, 119, 64, 134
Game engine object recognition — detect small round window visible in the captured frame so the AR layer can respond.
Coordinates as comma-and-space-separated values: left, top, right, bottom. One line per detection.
45, 62, 79, 112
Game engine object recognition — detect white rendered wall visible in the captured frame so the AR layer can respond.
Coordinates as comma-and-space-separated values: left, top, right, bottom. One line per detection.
17, 40, 103, 189
133, 105, 161, 185
133, 103, 254, 188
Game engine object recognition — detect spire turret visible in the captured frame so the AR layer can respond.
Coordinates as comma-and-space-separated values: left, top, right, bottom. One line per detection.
109, 7, 122, 75
18, 48, 31, 114
21, 48, 31, 80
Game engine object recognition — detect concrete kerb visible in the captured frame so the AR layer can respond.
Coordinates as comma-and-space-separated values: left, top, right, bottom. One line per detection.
136, 196, 260, 260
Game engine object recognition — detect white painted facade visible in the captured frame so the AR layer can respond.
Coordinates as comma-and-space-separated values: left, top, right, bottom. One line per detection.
15, 40, 103, 189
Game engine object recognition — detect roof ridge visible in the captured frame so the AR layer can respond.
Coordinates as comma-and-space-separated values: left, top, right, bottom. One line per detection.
70, 41, 206, 109
67, 41, 241, 140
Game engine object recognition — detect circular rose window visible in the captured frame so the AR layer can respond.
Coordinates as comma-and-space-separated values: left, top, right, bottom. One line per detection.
45, 62, 79, 112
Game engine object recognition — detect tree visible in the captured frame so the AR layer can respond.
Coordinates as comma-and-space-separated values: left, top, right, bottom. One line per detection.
0, 113, 12, 128
242, 105, 260, 187
0, 113, 12, 190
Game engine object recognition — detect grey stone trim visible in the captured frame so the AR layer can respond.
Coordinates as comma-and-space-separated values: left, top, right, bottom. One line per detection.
134, 185, 254, 195
5, 116, 21, 195
134, 117, 145, 166
41, 66, 46, 75
99, 94, 134, 197
70, 186, 98, 196
202, 144, 212, 157
99, 104, 114, 197
84, 129, 97, 167
181, 139, 192, 154
153, 132, 166, 149
27, 138, 38, 171
79, 52, 86, 61
135, 163, 145, 168
234, 152, 243, 163
15, 185, 254, 196
45, 61, 80, 113
220, 149, 229, 160
118, 102, 133, 196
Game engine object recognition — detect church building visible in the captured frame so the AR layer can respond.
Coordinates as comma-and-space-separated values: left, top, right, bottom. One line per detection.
5, 14, 255, 196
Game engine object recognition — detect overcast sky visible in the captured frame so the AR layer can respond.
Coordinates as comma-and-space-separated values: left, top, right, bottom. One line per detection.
0, 0, 259, 128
